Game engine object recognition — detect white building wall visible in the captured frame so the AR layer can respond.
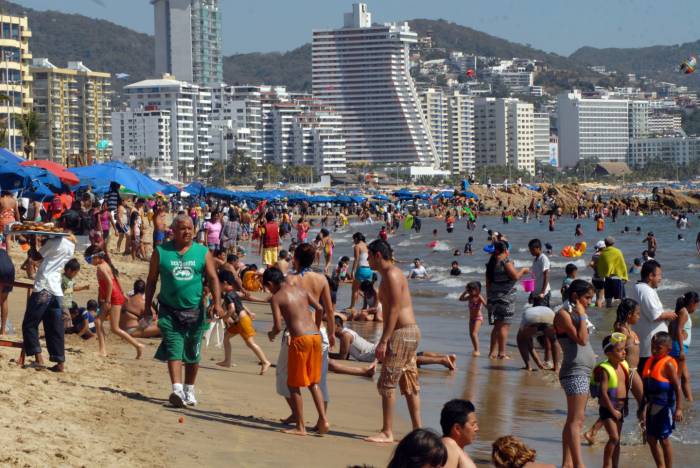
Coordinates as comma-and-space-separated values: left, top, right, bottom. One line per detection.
533, 113, 551, 164
557, 90, 629, 168
312, 3, 438, 166
111, 109, 173, 179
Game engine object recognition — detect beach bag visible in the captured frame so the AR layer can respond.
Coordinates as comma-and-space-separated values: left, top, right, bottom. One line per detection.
160, 302, 201, 328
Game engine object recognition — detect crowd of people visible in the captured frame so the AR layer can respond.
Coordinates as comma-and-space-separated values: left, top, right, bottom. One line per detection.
1, 181, 698, 468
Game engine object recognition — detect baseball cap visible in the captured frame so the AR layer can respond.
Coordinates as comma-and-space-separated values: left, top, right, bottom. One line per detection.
595, 240, 606, 250
604, 236, 616, 246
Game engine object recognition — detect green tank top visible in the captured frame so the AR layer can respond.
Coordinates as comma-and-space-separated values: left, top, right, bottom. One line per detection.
157, 241, 208, 310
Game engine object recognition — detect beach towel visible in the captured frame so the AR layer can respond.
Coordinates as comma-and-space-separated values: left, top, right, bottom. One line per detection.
596, 246, 628, 281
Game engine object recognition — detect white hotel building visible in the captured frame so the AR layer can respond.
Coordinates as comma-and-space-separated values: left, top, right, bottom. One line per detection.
111, 108, 174, 179
121, 77, 213, 177
557, 90, 629, 168
312, 3, 438, 167
474, 97, 535, 175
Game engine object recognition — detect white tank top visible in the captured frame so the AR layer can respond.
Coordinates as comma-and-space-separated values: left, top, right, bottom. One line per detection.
358, 248, 369, 268
343, 328, 376, 363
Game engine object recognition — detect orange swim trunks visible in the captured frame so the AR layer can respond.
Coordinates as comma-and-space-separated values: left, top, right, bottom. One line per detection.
226, 314, 256, 340
287, 333, 322, 388
377, 324, 421, 396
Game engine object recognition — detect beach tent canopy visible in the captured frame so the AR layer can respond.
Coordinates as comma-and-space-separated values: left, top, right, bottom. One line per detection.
70, 161, 165, 196
21, 160, 80, 186
183, 181, 207, 197
0, 148, 24, 164
0, 158, 62, 193
158, 180, 181, 195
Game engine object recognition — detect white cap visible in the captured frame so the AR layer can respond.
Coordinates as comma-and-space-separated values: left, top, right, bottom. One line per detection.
595, 240, 606, 250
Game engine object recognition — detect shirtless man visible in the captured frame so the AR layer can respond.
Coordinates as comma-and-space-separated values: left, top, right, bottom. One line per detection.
120, 279, 160, 338
274, 250, 290, 275
153, 205, 167, 246
264, 267, 329, 436
278, 244, 335, 424
441, 399, 478, 468
365, 239, 422, 443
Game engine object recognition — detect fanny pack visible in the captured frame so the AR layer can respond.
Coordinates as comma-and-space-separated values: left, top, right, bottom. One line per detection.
159, 301, 201, 328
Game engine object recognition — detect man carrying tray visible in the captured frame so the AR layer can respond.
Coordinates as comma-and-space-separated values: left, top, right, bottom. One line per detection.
20, 215, 77, 372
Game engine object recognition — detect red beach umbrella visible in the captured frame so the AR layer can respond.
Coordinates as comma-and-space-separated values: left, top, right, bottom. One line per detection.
21, 160, 80, 186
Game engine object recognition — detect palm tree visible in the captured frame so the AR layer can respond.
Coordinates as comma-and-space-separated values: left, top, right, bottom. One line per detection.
15, 111, 40, 160
179, 162, 189, 183
133, 157, 154, 174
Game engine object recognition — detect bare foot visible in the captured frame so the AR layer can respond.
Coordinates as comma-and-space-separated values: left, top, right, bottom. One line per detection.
282, 427, 307, 436
260, 361, 271, 375
441, 356, 456, 371
447, 354, 457, 370
365, 431, 394, 443
135, 344, 145, 360
99, 349, 107, 357
488, 354, 497, 359
313, 419, 330, 435
522, 366, 537, 372
280, 415, 295, 425
364, 361, 377, 378
472, 351, 481, 357
497, 354, 511, 360
583, 430, 596, 445
216, 361, 232, 368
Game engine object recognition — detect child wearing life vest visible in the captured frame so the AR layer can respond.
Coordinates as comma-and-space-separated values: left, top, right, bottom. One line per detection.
642, 331, 683, 468
590, 333, 643, 468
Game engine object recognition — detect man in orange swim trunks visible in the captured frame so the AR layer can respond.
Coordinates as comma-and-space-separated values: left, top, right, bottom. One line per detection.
265, 267, 329, 436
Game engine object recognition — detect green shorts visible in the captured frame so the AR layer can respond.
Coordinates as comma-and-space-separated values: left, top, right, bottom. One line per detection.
154, 310, 207, 364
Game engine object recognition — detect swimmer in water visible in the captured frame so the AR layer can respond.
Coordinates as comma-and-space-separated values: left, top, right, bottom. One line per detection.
544, 242, 553, 256
450, 261, 461, 276
453, 249, 461, 257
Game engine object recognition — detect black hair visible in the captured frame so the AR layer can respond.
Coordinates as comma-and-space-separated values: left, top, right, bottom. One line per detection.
133, 279, 146, 295
466, 281, 482, 293
633, 258, 642, 266
262, 267, 285, 287
615, 298, 639, 327
601, 334, 615, 353
265, 211, 274, 222
485, 241, 508, 282
218, 269, 237, 286
675, 291, 700, 313
334, 314, 344, 329
339, 255, 350, 264
565, 279, 594, 303
69, 301, 79, 311
528, 238, 542, 249
641, 259, 661, 281
294, 243, 316, 269
439, 399, 476, 436
565, 263, 578, 276
214, 248, 226, 257
368, 239, 393, 261
86, 299, 98, 311
84, 244, 119, 277
278, 250, 288, 260
387, 428, 448, 468
352, 232, 366, 243
468, 236, 473, 242
64, 258, 81, 272
320, 228, 330, 237
652, 330, 672, 347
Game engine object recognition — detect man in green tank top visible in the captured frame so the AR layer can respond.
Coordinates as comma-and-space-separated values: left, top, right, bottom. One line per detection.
145, 214, 223, 408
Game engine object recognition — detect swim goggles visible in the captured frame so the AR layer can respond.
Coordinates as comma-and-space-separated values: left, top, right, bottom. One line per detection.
84, 251, 106, 264
604, 332, 627, 352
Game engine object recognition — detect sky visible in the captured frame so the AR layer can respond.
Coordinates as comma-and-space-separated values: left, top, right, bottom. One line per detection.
11, 0, 700, 56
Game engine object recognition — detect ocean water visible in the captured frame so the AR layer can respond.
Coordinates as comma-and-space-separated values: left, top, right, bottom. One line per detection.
305, 214, 700, 466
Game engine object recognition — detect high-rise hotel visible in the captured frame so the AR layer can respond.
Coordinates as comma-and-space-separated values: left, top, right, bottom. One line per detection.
312, 3, 438, 168
152, 0, 223, 86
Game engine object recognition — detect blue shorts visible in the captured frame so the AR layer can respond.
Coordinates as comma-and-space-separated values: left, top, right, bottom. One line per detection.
670, 341, 689, 357
646, 403, 675, 440
355, 266, 373, 282
154, 230, 165, 243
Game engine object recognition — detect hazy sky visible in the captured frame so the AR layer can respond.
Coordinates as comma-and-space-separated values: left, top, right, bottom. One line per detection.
12, 0, 700, 56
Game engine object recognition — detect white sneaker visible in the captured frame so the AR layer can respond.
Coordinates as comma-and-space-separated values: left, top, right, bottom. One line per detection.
184, 391, 197, 406
169, 390, 187, 408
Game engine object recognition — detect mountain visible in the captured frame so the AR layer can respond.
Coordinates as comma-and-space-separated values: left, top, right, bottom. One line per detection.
223, 44, 312, 92
570, 42, 700, 89
408, 19, 592, 74
0, 0, 154, 99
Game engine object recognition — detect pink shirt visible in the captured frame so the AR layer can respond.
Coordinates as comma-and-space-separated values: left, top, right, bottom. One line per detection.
204, 221, 222, 246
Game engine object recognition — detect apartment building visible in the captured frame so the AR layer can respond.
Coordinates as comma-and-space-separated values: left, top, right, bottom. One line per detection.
31, 58, 112, 165
312, 3, 437, 167
112, 108, 174, 179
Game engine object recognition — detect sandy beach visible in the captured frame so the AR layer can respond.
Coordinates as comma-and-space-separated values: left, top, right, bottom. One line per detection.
0, 240, 409, 468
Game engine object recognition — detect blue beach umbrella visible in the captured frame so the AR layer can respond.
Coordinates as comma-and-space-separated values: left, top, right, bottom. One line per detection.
70, 161, 165, 196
